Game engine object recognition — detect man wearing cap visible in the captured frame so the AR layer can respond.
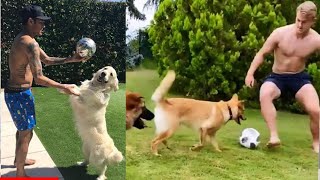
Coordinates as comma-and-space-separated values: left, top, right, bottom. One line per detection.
5, 5, 88, 177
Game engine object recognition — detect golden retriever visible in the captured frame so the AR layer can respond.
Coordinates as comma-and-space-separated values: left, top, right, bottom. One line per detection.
69, 66, 123, 180
151, 71, 246, 156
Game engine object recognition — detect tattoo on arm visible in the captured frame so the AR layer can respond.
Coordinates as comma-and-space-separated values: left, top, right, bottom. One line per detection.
45, 57, 68, 65
28, 42, 43, 78
39, 47, 70, 66
26, 42, 64, 88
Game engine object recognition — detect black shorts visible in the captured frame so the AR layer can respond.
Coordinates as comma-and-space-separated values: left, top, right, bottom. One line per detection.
263, 71, 312, 97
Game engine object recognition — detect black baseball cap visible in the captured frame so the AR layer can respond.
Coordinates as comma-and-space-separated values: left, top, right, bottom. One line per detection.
20, 5, 51, 22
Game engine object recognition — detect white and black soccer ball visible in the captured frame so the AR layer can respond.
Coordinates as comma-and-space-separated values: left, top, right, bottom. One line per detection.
239, 128, 260, 149
76, 37, 96, 58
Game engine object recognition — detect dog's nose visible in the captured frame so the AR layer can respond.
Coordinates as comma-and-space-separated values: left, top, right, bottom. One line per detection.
101, 72, 106, 77
97, 72, 107, 82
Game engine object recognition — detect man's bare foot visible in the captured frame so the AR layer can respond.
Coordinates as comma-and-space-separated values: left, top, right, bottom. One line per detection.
16, 170, 29, 177
16, 174, 30, 177
266, 138, 281, 148
14, 159, 36, 166
312, 142, 319, 153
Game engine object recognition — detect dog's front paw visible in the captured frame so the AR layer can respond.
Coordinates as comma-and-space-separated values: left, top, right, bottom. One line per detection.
97, 175, 107, 180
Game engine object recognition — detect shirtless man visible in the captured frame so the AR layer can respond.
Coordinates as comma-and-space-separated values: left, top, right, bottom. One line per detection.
5, 5, 89, 177
245, 1, 320, 153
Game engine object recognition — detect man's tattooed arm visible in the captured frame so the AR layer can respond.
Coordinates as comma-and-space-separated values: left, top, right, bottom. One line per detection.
28, 42, 43, 77
27, 41, 65, 89
39, 48, 72, 66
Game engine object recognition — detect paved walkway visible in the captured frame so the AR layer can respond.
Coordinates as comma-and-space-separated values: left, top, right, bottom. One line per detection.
1, 89, 64, 179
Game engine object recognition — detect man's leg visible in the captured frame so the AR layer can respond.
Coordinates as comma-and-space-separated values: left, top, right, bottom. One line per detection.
15, 129, 33, 177
295, 84, 319, 153
14, 130, 35, 166
259, 82, 281, 146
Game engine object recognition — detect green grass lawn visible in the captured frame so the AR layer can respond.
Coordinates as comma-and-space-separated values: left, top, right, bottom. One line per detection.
126, 69, 317, 180
32, 84, 126, 180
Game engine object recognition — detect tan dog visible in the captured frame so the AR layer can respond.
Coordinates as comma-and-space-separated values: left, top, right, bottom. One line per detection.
151, 71, 246, 156
126, 91, 154, 130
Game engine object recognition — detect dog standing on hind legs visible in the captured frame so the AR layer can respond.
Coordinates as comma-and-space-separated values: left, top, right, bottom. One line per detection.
151, 71, 246, 156
67, 66, 124, 180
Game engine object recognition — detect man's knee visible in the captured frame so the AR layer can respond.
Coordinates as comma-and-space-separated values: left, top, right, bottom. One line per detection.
17, 130, 33, 143
307, 106, 320, 118
259, 82, 280, 103
260, 92, 271, 103
259, 90, 278, 104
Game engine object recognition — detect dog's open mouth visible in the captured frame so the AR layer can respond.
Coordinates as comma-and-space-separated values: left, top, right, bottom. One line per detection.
140, 107, 155, 120
133, 106, 155, 129
235, 115, 246, 125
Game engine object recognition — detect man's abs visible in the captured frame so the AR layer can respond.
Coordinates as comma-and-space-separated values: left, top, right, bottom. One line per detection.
272, 55, 306, 74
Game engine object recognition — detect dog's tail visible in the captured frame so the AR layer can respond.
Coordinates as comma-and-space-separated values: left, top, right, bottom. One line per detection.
151, 70, 176, 103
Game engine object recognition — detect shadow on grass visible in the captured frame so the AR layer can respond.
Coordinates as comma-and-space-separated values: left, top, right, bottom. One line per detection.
1, 165, 97, 180
59, 165, 97, 180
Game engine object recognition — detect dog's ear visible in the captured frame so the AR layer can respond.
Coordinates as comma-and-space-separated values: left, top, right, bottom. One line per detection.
232, 94, 238, 100
126, 93, 137, 110
126, 92, 144, 109
112, 78, 119, 92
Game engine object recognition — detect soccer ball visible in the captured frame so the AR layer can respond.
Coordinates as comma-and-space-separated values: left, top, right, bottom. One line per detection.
76, 38, 96, 58
239, 128, 260, 149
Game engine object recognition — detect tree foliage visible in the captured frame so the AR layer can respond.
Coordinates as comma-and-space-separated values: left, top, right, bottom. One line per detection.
127, 0, 146, 20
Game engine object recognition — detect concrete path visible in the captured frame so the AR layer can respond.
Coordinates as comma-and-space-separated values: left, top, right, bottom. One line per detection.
1, 89, 64, 179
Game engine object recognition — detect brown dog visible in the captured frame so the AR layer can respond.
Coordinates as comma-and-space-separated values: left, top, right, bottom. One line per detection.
126, 91, 154, 130
151, 71, 246, 156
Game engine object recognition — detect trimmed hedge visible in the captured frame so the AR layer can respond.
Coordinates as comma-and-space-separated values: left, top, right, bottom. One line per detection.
1, 0, 126, 87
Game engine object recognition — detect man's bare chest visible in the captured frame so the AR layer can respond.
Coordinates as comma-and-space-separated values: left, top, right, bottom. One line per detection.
278, 36, 315, 58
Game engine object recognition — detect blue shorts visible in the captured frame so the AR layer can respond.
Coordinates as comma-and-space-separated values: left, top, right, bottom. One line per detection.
4, 88, 36, 131
263, 71, 312, 97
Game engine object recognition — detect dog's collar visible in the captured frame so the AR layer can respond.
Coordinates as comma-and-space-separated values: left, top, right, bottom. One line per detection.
227, 105, 233, 120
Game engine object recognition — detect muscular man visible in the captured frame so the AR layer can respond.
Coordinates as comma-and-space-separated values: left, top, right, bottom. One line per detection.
5, 5, 89, 177
245, 1, 320, 153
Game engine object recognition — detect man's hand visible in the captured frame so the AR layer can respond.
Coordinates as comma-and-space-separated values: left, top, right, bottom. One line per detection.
245, 73, 256, 88
60, 84, 80, 96
69, 52, 91, 63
